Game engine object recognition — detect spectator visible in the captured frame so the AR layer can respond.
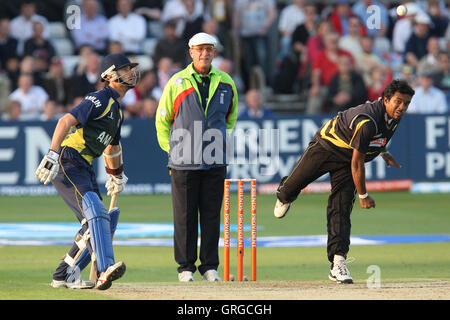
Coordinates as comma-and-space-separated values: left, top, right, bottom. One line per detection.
392, 2, 420, 54
161, 0, 204, 37
70, 51, 100, 99
325, 54, 367, 113
19, 55, 43, 87
329, 0, 366, 36
408, 69, 448, 114
42, 57, 73, 108
307, 31, 354, 114
73, 45, 94, 76
445, 21, 450, 51
238, 88, 274, 119
39, 99, 62, 121
71, 0, 109, 54
338, 16, 364, 58
432, 51, 450, 96
427, 0, 449, 38
182, 0, 205, 43
290, 2, 318, 74
212, 56, 233, 74
202, 19, 223, 55
1, 100, 23, 121
405, 12, 432, 69
153, 20, 187, 69
108, 0, 147, 55
0, 18, 18, 70
366, 65, 393, 101
0, 66, 12, 114
4, 56, 20, 91
23, 21, 55, 72
278, 0, 306, 59
8, 73, 48, 120
156, 57, 176, 94
399, 63, 417, 87
206, 0, 233, 48
233, 0, 276, 89
108, 41, 124, 54
273, 3, 317, 95
202, 18, 219, 37
305, 20, 333, 67
10, 0, 49, 56
355, 35, 384, 85
140, 97, 158, 118
121, 69, 158, 118
134, 0, 163, 21
417, 37, 442, 75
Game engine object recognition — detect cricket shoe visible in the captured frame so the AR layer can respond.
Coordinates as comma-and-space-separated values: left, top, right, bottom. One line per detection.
96, 261, 126, 290
51, 279, 95, 289
202, 269, 221, 282
274, 199, 291, 218
178, 271, 195, 282
328, 255, 353, 284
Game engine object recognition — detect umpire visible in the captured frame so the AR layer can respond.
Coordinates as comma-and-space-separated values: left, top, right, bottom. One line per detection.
156, 33, 238, 281
274, 79, 415, 284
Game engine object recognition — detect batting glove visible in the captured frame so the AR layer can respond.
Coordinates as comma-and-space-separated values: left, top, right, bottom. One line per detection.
35, 149, 60, 185
105, 173, 128, 196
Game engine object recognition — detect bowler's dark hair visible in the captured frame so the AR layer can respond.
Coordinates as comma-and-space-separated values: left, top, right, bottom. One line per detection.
382, 79, 415, 100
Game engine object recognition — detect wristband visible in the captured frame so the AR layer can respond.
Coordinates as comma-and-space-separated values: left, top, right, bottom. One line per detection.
380, 151, 389, 156
47, 149, 60, 162
105, 164, 124, 176
359, 192, 369, 199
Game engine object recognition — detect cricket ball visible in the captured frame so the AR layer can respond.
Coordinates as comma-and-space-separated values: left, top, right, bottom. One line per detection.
396, 5, 407, 17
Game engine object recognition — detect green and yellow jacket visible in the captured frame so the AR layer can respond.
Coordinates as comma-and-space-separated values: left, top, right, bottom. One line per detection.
156, 63, 238, 170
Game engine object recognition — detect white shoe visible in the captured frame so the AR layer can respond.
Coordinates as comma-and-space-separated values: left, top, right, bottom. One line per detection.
328, 255, 353, 284
51, 279, 95, 289
274, 199, 291, 218
96, 261, 126, 290
50, 279, 67, 288
178, 271, 195, 282
202, 269, 221, 282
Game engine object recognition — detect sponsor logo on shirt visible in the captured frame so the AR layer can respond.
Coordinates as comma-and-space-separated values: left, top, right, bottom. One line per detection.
369, 134, 386, 147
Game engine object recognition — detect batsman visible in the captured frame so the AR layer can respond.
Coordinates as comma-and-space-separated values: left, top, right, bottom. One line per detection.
35, 53, 139, 290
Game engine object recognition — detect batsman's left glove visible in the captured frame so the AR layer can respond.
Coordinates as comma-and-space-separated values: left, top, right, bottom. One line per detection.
35, 149, 60, 185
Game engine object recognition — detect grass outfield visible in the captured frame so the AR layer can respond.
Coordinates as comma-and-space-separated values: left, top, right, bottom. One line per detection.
0, 192, 449, 300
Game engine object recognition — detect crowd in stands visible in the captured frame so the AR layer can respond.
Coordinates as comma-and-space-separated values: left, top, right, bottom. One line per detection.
0, 0, 448, 122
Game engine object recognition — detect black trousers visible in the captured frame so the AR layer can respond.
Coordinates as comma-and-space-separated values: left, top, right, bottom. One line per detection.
276, 138, 356, 263
170, 166, 227, 274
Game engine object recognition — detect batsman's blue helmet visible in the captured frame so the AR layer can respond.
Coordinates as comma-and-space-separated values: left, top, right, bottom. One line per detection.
100, 53, 139, 84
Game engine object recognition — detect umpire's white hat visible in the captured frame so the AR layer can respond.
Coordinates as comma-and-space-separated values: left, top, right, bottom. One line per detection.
188, 33, 218, 48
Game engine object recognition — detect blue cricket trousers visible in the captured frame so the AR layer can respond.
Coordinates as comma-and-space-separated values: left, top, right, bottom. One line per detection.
51, 147, 101, 281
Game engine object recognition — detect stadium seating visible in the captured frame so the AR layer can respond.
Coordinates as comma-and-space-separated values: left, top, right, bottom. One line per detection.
48, 22, 68, 39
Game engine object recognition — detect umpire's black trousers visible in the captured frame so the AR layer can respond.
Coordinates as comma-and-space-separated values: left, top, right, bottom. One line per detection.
170, 166, 227, 275
276, 138, 356, 263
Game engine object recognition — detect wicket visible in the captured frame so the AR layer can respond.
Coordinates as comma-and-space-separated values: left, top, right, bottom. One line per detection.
223, 178, 257, 281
